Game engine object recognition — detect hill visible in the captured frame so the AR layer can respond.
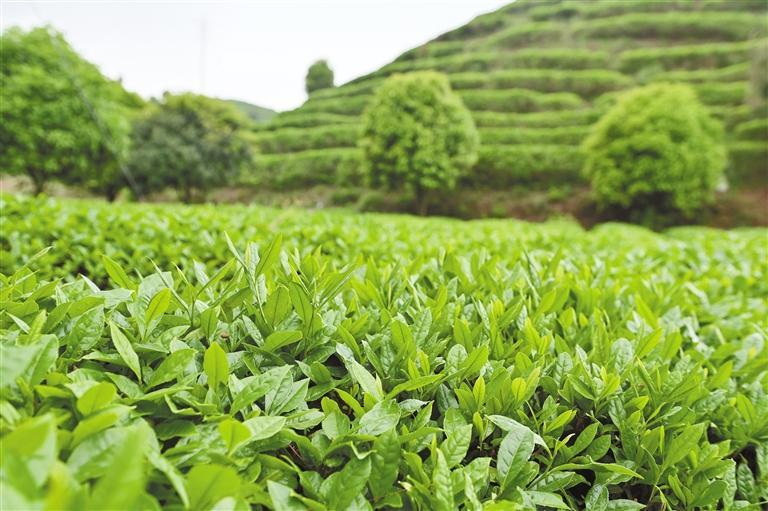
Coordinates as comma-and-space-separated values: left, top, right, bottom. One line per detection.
249, 0, 768, 192
226, 99, 276, 123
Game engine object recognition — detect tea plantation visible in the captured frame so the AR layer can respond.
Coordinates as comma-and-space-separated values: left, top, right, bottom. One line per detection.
250, 0, 768, 191
2, 195, 767, 509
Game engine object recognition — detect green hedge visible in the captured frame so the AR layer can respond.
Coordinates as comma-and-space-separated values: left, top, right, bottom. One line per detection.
253, 125, 360, 153
727, 141, 768, 185
310, 80, 382, 100
247, 148, 363, 190
485, 21, 562, 48
692, 82, 748, 106
575, 12, 767, 41
472, 108, 602, 128
708, 104, 760, 129
257, 112, 359, 131
466, 144, 584, 187
434, 10, 508, 42
459, 89, 583, 113
735, 118, 768, 140
394, 41, 467, 62
479, 125, 589, 145
450, 69, 632, 97
531, 0, 768, 21
298, 95, 372, 116
649, 62, 750, 83
619, 40, 760, 73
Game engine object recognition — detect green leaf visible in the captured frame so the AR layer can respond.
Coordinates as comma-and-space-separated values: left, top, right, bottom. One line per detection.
199, 307, 220, 339
243, 415, 286, 442
585, 484, 608, 511
254, 234, 282, 277
218, 419, 252, 454
262, 330, 303, 352
663, 423, 706, 470
0, 414, 57, 488
186, 464, 241, 511
358, 399, 401, 436
321, 457, 371, 511
110, 321, 141, 380
432, 449, 453, 511
146, 348, 195, 388
441, 423, 472, 468
76, 382, 117, 415
204, 342, 229, 389
144, 288, 171, 333
102, 255, 135, 289
87, 425, 147, 511
369, 428, 400, 498
497, 426, 534, 490
230, 366, 292, 415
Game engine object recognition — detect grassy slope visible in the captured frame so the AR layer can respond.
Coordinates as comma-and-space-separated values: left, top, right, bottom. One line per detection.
225, 99, 277, 123
250, 0, 768, 190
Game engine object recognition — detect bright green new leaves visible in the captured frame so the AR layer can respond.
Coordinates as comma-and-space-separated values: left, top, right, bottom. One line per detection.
2, 196, 767, 510
204, 342, 229, 389
110, 321, 141, 380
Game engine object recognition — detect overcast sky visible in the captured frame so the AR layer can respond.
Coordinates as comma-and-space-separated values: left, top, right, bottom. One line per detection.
1, 1, 509, 111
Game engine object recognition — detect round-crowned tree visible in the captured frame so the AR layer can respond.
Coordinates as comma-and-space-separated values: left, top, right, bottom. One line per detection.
359, 71, 479, 215
582, 83, 726, 218
305, 60, 334, 95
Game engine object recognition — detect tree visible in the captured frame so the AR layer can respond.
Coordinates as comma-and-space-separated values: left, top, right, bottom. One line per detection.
0, 26, 142, 197
582, 83, 726, 219
127, 93, 252, 203
359, 71, 479, 215
305, 60, 334, 95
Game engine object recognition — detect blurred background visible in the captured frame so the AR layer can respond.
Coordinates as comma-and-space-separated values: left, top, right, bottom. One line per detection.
1, 0, 767, 228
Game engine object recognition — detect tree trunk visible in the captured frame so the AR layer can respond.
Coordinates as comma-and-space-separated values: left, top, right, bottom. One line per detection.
415, 186, 429, 216
30, 173, 45, 195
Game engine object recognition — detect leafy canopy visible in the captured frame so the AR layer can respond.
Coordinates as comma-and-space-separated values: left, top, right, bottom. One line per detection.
0, 26, 142, 196
582, 82, 726, 217
359, 71, 479, 213
305, 59, 334, 94
127, 93, 253, 202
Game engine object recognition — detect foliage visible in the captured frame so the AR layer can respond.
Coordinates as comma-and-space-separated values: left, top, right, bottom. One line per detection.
449, 69, 632, 98
305, 60, 334, 95
583, 83, 726, 217
359, 72, 479, 214
470, 145, 583, 187
226, 99, 276, 123
253, 125, 359, 153
1, 194, 767, 510
249, 148, 363, 190
0, 26, 142, 197
127, 93, 253, 202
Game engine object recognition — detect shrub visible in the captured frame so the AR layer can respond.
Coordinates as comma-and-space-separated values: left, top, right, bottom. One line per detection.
583, 83, 726, 216
692, 82, 748, 106
479, 126, 589, 145
450, 69, 632, 97
0, 26, 142, 197
298, 95, 371, 116
127, 93, 252, 202
458, 89, 583, 112
485, 21, 562, 48
472, 109, 603, 128
619, 40, 758, 73
575, 12, 767, 41
649, 62, 750, 84
734, 118, 768, 140
359, 72, 479, 214
726, 141, 768, 185
257, 112, 358, 131
253, 125, 360, 153
247, 148, 363, 190
467, 145, 584, 187
305, 60, 334, 94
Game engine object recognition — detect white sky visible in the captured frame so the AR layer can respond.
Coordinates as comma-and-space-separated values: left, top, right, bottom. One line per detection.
1, 0, 510, 111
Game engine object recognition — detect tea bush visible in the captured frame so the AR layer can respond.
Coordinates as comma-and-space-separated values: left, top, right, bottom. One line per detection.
1, 195, 766, 510
359, 72, 479, 214
583, 83, 726, 216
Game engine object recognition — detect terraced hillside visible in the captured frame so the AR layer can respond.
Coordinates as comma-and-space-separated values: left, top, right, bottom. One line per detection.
249, 0, 768, 191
